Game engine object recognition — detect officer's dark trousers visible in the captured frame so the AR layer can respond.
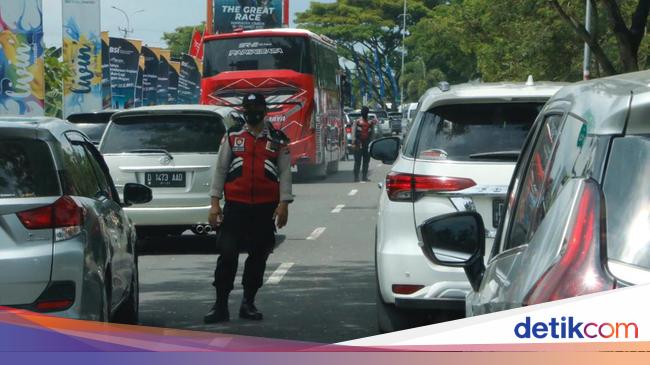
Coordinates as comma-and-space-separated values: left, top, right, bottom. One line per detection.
353, 140, 371, 179
213, 202, 277, 299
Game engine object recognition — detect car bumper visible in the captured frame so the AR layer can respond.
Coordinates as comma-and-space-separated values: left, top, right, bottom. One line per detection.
125, 205, 212, 226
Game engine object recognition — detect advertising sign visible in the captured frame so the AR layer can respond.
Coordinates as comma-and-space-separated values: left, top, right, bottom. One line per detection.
0, 0, 45, 116
189, 29, 203, 59
157, 49, 171, 105
141, 46, 159, 106
62, 0, 102, 117
168, 61, 180, 105
178, 54, 201, 104
214, 0, 283, 33
101, 31, 111, 109
109, 37, 142, 109
134, 55, 144, 107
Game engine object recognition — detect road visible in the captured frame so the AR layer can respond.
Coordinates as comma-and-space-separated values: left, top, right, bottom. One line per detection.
138, 160, 391, 344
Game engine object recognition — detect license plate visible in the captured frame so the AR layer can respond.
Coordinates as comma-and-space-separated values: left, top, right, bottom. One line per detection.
492, 198, 506, 228
145, 172, 186, 188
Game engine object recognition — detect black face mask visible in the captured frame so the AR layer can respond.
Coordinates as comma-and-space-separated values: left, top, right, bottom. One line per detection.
245, 111, 266, 126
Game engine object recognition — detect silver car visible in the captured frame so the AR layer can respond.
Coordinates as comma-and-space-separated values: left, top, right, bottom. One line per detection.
100, 105, 236, 239
0, 117, 152, 322
420, 70, 650, 316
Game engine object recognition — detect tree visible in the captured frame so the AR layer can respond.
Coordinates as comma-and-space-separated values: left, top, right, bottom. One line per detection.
162, 23, 205, 59
44, 47, 72, 118
296, 0, 442, 106
549, 0, 650, 75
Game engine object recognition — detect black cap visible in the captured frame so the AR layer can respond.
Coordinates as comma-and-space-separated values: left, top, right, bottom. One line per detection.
242, 93, 267, 110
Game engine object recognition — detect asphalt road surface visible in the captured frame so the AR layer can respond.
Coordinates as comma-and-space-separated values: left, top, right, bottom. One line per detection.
138, 160, 391, 344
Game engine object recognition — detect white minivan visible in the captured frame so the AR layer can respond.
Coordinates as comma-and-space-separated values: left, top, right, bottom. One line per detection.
100, 105, 236, 239
370, 80, 566, 332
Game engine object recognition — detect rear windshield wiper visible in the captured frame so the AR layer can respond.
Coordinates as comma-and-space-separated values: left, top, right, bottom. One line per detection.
469, 151, 520, 161
127, 149, 174, 161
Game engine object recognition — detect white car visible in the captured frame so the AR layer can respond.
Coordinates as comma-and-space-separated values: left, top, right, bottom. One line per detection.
100, 105, 236, 239
370, 80, 567, 332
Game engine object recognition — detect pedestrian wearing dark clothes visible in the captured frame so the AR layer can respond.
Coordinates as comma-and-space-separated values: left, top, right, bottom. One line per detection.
352, 106, 376, 182
204, 93, 292, 324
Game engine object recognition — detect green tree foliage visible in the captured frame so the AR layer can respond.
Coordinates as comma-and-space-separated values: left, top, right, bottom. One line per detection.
44, 47, 72, 118
162, 23, 205, 59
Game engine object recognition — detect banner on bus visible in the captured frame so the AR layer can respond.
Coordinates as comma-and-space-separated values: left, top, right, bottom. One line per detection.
189, 29, 204, 59
168, 61, 180, 105
157, 50, 171, 105
109, 37, 142, 109
101, 32, 112, 109
178, 54, 202, 104
141, 46, 159, 106
62, 0, 102, 117
0, 0, 45, 116
214, 0, 283, 33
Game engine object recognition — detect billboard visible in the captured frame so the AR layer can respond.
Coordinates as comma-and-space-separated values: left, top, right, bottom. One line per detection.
214, 0, 283, 33
178, 54, 202, 104
109, 37, 142, 109
157, 49, 171, 105
141, 46, 159, 106
62, 0, 102, 117
134, 55, 144, 107
101, 31, 111, 109
0, 0, 45, 116
168, 61, 180, 105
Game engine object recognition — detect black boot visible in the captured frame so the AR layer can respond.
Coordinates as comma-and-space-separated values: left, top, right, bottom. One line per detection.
204, 297, 229, 324
239, 288, 263, 321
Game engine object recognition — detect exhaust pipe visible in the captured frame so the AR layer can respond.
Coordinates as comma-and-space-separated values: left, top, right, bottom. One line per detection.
204, 225, 213, 234
195, 225, 205, 235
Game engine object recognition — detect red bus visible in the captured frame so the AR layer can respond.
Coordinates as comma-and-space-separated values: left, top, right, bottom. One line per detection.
201, 29, 345, 178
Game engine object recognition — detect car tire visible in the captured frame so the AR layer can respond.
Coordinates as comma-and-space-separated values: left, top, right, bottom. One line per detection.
376, 290, 417, 333
113, 268, 139, 324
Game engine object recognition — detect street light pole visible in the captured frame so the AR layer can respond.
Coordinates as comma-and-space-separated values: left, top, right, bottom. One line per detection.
400, 0, 406, 106
112, 6, 144, 39
583, 0, 594, 80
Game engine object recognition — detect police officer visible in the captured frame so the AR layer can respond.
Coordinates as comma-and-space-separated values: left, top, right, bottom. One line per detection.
205, 93, 292, 324
352, 106, 376, 182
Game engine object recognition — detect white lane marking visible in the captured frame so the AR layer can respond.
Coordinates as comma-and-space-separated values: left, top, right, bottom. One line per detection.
331, 204, 345, 214
348, 189, 358, 196
266, 263, 294, 285
307, 227, 327, 240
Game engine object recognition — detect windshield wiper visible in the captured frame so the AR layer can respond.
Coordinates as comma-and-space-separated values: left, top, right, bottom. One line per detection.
128, 149, 174, 161
469, 151, 520, 161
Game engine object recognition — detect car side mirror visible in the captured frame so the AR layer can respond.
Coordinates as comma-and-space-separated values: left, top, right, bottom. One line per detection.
418, 212, 486, 291
370, 137, 400, 164
123, 183, 152, 206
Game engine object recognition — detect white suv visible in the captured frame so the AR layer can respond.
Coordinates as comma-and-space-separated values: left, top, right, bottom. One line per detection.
100, 105, 236, 239
370, 80, 566, 332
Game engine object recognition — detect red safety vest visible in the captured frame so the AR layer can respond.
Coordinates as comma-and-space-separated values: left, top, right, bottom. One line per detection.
224, 127, 281, 205
355, 118, 373, 142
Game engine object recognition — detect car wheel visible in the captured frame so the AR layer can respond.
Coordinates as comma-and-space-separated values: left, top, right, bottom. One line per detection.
376, 290, 417, 333
113, 269, 139, 324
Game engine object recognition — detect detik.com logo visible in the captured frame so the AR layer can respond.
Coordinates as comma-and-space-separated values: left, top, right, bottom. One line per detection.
515, 317, 639, 339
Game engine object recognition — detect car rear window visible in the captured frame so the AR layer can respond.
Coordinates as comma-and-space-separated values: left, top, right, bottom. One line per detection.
101, 114, 225, 154
0, 139, 60, 198
604, 136, 650, 270
74, 124, 108, 142
415, 103, 544, 162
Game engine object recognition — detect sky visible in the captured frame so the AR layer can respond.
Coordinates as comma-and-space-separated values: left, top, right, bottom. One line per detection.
43, 0, 335, 49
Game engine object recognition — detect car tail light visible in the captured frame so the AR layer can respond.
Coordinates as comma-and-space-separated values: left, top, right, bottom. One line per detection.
346, 127, 352, 134
33, 281, 75, 313
392, 284, 425, 295
386, 173, 476, 202
35, 300, 74, 312
523, 180, 615, 306
17, 196, 84, 242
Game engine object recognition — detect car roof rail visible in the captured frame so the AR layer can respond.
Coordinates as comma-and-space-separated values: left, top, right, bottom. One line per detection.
438, 81, 451, 92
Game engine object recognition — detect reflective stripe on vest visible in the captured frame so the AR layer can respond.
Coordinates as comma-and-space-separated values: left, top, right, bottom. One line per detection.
224, 129, 281, 204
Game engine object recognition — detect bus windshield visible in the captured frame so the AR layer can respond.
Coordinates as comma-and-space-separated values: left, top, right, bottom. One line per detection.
203, 36, 311, 77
